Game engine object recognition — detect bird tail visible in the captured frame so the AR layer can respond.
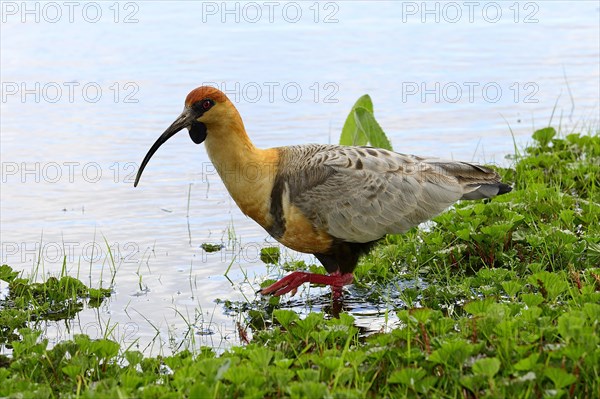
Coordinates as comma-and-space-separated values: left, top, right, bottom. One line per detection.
429, 161, 513, 200
460, 181, 512, 200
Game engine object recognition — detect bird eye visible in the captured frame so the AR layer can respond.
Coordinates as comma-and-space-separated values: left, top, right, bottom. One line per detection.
202, 99, 213, 110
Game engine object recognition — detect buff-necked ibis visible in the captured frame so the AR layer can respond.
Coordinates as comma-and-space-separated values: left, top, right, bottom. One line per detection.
134, 86, 512, 299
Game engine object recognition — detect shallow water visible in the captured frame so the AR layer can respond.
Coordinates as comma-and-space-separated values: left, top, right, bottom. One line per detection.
1, 1, 599, 353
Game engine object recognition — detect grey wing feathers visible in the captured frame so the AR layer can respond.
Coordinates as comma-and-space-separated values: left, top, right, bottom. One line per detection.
280, 145, 510, 243
425, 160, 512, 200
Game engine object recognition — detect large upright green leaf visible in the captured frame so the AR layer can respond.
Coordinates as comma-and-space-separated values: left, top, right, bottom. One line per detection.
339, 94, 373, 146
353, 107, 393, 150
339, 94, 393, 150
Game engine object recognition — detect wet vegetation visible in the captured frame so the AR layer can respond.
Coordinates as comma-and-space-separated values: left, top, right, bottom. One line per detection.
1, 123, 599, 397
0, 264, 111, 347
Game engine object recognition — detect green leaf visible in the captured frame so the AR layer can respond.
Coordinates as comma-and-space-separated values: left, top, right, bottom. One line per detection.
428, 339, 474, 368
501, 280, 523, 298
309, 330, 330, 345
472, 357, 501, 378
295, 313, 324, 338
0, 264, 20, 282
456, 228, 471, 241
62, 365, 81, 379
295, 369, 320, 383
247, 347, 273, 368
353, 107, 393, 150
557, 312, 586, 342
521, 292, 545, 307
274, 359, 294, 369
260, 247, 280, 264
90, 339, 120, 359
388, 367, 427, 385
201, 243, 223, 253
544, 367, 577, 389
514, 353, 540, 371
224, 364, 256, 385
339, 95, 393, 150
532, 127, 556, 147
528, 271, 569, 300
273, 309, 299, 331
124, 350, 144, 367
583, 303, 600, 322
340, 95, 373, 146
190, 382, 212, 399
480, 223, 514, 241
314, 356, 342, 371
287, 381, 327, 398
411, 308, 434, 324
464, 298, 495, 316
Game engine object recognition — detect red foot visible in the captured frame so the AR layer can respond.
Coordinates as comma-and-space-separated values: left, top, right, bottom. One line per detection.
260, 271, 353, 297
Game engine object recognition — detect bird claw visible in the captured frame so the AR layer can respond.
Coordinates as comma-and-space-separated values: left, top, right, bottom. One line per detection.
259, 271, 310, 297
259, 271, 353, 298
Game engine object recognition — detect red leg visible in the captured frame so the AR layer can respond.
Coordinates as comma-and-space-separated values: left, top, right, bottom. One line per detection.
260, 271, 353, 297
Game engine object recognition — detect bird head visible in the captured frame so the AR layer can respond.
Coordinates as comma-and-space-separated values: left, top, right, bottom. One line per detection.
134, 86, 232, 187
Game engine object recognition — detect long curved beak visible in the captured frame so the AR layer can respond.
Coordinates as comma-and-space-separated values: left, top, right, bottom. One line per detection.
134, 110, 192, 187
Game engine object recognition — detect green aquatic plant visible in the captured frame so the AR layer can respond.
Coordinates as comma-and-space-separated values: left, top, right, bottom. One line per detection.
339, 94, 393, 150
0, 264, 111, 346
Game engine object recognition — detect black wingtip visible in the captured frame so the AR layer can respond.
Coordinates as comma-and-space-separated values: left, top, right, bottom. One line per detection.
461, 182, 513, 200
497, 183, 513, 195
